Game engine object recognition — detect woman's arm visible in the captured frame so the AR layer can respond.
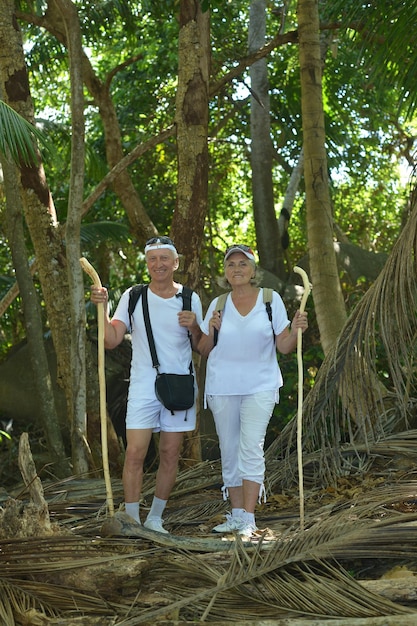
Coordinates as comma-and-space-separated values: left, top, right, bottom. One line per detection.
276, 310, 308, 354
198, 310, 221, 357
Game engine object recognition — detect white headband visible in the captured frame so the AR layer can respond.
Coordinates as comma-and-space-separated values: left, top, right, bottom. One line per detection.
144, 243, 178, 257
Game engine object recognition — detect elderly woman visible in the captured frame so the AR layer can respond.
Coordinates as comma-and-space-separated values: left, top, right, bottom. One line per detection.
198, 245, 308, 538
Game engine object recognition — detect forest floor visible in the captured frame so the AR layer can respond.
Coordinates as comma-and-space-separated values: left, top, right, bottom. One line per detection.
2, 438, 417, 625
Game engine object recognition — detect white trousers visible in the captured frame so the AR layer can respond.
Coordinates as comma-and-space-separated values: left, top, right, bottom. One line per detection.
207, 391, 276, 490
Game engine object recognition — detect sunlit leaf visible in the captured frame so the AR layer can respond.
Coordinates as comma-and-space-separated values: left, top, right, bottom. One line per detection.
0, 100, 47, 167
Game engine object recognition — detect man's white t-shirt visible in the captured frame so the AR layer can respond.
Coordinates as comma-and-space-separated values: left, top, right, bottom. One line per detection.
200, 289, 290, 396
112, 285, 203, 401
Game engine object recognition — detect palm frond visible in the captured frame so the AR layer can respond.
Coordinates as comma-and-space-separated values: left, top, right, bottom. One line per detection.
321, 0, 417, 118
0, 579, 59, 624
80, 221, 130, 245
115, 506, 416, 623
0, 100, 47, 167
272, 182, 417, 486
4, 473, 417, 623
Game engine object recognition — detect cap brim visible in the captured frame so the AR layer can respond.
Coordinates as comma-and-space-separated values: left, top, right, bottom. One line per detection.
224, 247, 256, 262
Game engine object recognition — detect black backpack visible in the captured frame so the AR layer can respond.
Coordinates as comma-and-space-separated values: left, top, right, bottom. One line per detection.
128, 284, 194, 331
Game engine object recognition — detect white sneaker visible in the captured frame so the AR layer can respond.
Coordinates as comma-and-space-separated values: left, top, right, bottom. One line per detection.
212, 513, 245, 533
144, 517, 169, 534
239, 523, 258, 538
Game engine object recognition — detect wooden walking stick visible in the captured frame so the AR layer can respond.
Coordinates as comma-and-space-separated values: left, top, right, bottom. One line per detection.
293, 266, 311, 530
80, 257, 114, 516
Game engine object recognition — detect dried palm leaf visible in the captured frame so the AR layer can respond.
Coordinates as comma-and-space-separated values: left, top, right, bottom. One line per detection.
0, 579, 59, 624
2, 477, 417, 623
266, 429, 417, 493
114, 531, 411, 623
269, 184, 417, 487
106, 486, 417, 623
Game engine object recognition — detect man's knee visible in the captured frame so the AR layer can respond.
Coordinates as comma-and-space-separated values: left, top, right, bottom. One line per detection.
159, 445, 181, 468
159, 432, 183, 459
125, 444, 148, 468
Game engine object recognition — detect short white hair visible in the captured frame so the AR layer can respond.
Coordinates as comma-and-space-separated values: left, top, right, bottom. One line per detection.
144, 243, 178, 257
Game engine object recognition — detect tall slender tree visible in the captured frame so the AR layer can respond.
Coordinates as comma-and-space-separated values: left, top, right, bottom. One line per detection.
171, 0, 210, 463
248, 0, 283, 277
0, 0, 77, 466
0, 130, 69, 476
297, 0, 346, 354
171, 0, 210, 289
54, 0, 88, 473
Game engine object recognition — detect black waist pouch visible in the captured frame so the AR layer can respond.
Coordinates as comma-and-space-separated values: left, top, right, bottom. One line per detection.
155, 373, 194, 414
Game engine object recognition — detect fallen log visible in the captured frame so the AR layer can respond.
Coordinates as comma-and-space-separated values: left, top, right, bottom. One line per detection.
0, 433, 64, 539
41, 556, 149, 596
18, 431, 50, 513
40, 613, 417, 625
361, 577, 417, 604
100, 511, 273, 552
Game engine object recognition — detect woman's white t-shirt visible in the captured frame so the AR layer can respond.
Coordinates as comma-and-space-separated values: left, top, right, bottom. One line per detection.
200, 289, 290, 396
112, 285, 203, 401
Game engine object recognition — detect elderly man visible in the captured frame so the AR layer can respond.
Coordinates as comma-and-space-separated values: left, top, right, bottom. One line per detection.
91, 236, 202, 533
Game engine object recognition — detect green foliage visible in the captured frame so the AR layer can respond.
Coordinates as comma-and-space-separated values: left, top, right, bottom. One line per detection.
80, 221, 130, 245
20, 0, 410, 264
1, 0, 415, 371
0, 428, 12, 445
321, 0, 417, 119
0, 100, 48, 166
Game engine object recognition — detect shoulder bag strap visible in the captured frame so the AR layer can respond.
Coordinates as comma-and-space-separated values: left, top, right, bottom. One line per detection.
141, 285, 160, 371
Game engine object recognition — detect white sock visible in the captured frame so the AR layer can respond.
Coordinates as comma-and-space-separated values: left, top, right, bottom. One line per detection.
147, 496, 167, 520
232, 508, 245, 519
125, 502, 140, 523
242, 510, 255, 525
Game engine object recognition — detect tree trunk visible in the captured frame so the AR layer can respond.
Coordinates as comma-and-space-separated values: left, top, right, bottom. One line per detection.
0, 0, 77, 464
249, 0, 284, 278
1, 149, 69, 476
297, 0, 347, 355
0, 0, 105, 475
296, 2, 391, 445
278, 148, 304, 260
53, 0, 88, 474
172, 0, 210, 288
171, 0, 210, 463
35, 0, 158, 245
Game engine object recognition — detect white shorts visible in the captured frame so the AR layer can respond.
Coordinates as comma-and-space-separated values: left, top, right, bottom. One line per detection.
207, 391, 276, 487
126, 393, 197, 433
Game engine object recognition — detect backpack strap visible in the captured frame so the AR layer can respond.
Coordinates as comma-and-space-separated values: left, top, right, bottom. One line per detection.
176, 285, 193, 311
215, 292, 228, 313
263, 287, 273, 324
176, 285, 194, 343
213, 293, 229, 346
128, 284, 144, 331
262, 287, 274, 341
